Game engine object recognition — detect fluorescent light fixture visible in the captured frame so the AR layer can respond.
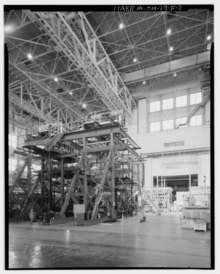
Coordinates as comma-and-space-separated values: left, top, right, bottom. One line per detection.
27, 53, 33, 60
166, 28, 172, 35
206, 35, 211, 41
54, 77, 58, 82
119, 23, 124, 29
169, 46, 174, 52
133, 58, 137, 63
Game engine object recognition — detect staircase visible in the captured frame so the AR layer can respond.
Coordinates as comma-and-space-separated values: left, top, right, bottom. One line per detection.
141, 189, 160, 214
46, 132, 64, 150
176, 95, 210, 129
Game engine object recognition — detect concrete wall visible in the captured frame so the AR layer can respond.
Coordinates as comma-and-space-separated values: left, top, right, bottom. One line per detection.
126, 69, 211, 189
128, 125, 210, 154
144, 154, 198, 188
198, 153, 210, 187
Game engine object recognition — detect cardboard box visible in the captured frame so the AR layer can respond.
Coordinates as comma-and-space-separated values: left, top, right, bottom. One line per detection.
181, 218, 194, 229
194, 220, 207, 232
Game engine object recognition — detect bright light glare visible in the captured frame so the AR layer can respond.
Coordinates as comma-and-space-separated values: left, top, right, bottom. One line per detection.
169, 46, 174, 52
207, 35, 211, 41
4, 24, 14, 33
142, 80, 146, 85
173, 72, 177, 77
82, 103, 87, 108
69, 91, 73, 95
119, 23, 124, 29
133, 58, 137, 63
54, 77, 58, 82
27, 53, 33, 60
166, 28, 172, 35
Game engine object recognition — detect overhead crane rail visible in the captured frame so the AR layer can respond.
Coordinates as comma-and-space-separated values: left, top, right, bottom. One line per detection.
24, 10, 136, 116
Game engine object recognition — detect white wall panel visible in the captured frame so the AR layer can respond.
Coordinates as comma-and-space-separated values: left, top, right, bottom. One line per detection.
138, 98, 146, 134
198, 154, 210, 187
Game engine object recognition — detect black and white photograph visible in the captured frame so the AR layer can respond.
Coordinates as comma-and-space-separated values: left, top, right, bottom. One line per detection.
4, 3, 214, 270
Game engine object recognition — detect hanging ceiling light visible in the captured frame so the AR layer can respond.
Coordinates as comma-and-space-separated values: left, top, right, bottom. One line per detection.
69, 91, 73, 95
142, 80, 146, 85
82, 103, 87, 109
166, 28, 172, 35
173, 72, 177, 77
133, 58, 137, 63
27, 53, 33, 60
4, 24, 14, 33
54, 77, 58, 82
169, 46, 174, 52
206, 35, 212, 41
119, 23, 124, 29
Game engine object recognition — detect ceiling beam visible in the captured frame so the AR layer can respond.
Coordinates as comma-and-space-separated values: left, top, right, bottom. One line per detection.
122, 51, 210, 84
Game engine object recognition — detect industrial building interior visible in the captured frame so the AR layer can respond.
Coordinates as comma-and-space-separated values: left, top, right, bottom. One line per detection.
6, 6, 213, 269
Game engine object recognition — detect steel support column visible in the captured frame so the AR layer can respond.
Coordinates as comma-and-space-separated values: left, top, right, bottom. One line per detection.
41, 159, 44, 208
48, 159, 52, 211
110, 133, 116, 218
83, 137, 88, 212
61, 158, 64, 209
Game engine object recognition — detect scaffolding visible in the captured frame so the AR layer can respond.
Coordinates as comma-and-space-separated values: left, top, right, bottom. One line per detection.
9, 122, 144, 223
141, 187, 173, 213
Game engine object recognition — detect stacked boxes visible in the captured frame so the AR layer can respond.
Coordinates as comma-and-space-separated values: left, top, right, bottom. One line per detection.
194, 220, 207, 232
181, 207, 210, 231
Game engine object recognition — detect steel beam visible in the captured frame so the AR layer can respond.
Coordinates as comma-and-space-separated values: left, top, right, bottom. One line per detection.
26, 11, 135, 115
60, 153, 84, 216
122, 52, 210, 83
91, 148, 112, 220
9, 159, 28, 196
62, 125, 121, 141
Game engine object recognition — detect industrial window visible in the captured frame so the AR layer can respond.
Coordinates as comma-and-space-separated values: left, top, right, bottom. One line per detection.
176, 117, 187, 128
162, 119, 174, 130
150, 101, 160, 112
176, 95, 187, 107
9, 134, 17, 148
190, 92, 202, 105
150, 121, 161, 132
32, 164, 41, 171
162, 98, 173, 110
9, 158, 17, 172
190, 115, 202, 126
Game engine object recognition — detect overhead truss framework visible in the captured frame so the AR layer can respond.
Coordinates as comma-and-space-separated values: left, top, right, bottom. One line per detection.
6, 10, 136, 133
86, 9, 213, 73
29, 11, 136, 114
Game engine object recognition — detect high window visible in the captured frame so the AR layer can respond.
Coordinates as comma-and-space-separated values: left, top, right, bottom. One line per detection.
163, 119, 174, 130
9, 134, 17, 148
176, 117, 187, 128
190, 92, 202, 105
150, 122, 161, 132
176, 95, 187, 107
162, 98, 173, 110
150, 101, 160, 112
190, 115, 202, 126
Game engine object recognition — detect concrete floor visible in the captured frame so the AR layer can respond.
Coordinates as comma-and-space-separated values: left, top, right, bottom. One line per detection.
8, 214, 211, 269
